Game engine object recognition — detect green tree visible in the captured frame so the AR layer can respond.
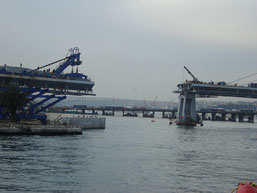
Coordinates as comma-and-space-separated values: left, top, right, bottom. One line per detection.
0, 85, 30, 122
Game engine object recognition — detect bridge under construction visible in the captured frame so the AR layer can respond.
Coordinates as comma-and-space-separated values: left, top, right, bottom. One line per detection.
174, 66, 257, 125
0, 47, 95, 123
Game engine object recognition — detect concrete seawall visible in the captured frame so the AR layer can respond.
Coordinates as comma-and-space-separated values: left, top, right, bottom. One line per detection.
61, 117, 106, 129
47, 113, 106, 129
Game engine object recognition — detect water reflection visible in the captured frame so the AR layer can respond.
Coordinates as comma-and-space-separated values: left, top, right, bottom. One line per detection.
176, 125, 199, 143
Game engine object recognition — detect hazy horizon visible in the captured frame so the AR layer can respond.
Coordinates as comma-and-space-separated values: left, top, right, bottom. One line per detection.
1, 0, 257, 101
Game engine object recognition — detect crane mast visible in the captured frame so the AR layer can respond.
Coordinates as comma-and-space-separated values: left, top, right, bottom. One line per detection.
184, 66, 199, 83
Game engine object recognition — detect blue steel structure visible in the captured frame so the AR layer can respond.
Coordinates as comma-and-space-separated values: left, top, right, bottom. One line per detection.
54, 47, 81, 75
0, 47, 94, 123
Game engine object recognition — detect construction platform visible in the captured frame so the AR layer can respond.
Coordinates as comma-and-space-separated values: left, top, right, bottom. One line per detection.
0, 47, 95, 124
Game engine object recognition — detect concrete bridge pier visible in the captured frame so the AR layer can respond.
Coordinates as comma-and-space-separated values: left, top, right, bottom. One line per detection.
162, 111, 166, 118
221, 113, 226, 121
248, 114, 254, 123
202, 112, 207, 120
176, 93, 196, 125
172, 112, 176, 119
211, 113, 216, 121
238, 114, 244, 122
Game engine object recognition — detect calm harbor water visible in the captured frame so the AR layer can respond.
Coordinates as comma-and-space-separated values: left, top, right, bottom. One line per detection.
0, 117, 257, 193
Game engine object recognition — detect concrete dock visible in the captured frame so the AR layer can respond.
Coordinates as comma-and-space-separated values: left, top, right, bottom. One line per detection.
61, 117, 106, 129
0, 125, 82, 135
47, 113, 106, 129
0, 120, 82, 135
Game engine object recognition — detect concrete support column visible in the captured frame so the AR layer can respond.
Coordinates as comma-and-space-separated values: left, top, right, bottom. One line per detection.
172, 112, 176, 119
222, 113, 226, 121
248, 114, 254, 123
238, 114, 244, 122
176, 93, 196, 125
162, 111, 165, 118
212, 113, 216, 121
202, 113, 207, 120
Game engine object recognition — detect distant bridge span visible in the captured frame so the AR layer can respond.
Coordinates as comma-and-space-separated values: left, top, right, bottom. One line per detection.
51, 105, 256, 123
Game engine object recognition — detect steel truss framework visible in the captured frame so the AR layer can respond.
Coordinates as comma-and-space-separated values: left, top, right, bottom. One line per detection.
0, 87, 66, 123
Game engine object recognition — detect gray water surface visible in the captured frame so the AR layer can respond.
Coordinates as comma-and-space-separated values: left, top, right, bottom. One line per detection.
0, 117, 257, 193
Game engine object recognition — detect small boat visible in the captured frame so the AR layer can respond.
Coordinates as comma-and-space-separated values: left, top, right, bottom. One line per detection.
231, 181, 257, 193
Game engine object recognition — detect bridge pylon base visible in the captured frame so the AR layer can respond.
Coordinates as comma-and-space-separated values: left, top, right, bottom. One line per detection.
176, 93, 197, 126
175, 120, 197, 126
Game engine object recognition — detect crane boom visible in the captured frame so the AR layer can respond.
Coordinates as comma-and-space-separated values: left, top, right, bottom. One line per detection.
30, 57, 70, 73
29, 47, 81, 77
184, 66, 199, 82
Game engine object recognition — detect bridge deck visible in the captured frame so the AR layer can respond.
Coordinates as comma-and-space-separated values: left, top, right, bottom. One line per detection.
0, 72, 95, 96
176, 83, 257, 98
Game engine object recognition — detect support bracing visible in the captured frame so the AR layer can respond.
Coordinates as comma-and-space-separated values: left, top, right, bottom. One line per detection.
0, 87, 66, 123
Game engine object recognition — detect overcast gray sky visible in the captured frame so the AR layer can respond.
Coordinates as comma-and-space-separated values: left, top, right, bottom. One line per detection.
0, 0, 257, 101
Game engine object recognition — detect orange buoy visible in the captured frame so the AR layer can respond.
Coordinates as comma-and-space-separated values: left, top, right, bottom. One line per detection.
232, 181, 257, 193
